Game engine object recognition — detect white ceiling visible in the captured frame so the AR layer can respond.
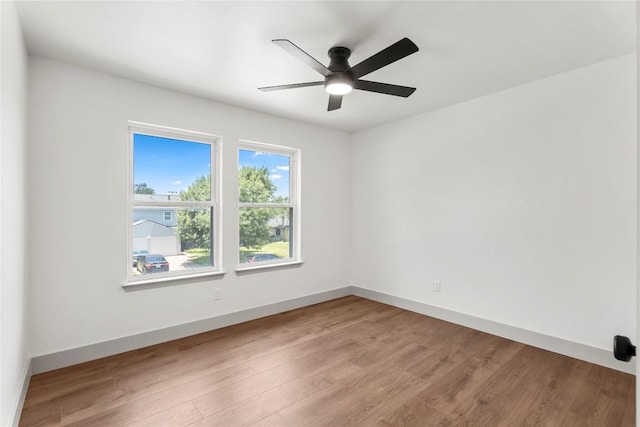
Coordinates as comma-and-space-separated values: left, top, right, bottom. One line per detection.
15, 1, 637, 132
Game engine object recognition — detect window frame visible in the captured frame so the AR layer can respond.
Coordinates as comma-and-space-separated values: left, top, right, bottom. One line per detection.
163, 211, 173, 222
236, 140, 301, 270
125, 121, 223, 287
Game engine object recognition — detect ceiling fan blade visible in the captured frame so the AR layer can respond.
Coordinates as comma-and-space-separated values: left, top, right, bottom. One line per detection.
328, 95, 343, 111
354, 80, 416, 97
273, 39, 332, 77
350, 38, 419, 79
259, 81, 324, 92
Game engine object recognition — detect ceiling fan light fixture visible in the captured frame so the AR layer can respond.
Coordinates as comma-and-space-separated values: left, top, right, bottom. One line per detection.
325, 82, 352, 95
324, 73, 353, 95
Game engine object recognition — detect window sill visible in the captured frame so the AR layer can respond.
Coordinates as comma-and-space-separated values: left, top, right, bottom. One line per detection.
123, 270, 226, 291
235, 260, 304, 274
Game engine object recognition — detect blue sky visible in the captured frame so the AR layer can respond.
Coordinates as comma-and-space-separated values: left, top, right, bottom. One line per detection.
133, 134, 290, 198
239, 148, 290, 199
133, 134, 211, 194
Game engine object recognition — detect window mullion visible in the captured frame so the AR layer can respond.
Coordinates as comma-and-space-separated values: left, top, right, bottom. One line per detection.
132, 201, 215, 208
239, 203, 295, 209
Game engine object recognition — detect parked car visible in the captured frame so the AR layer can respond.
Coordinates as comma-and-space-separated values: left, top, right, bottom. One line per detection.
245, 253, 282, 263
136, 254, 169, 273
132, 250, 149, 267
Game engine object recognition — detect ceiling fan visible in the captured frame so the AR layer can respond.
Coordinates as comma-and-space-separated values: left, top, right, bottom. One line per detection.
258, 38, 419, 111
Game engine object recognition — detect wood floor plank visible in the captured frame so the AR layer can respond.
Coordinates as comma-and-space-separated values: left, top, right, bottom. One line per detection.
127, 401, 203, 427
316, 370, 430, 426
375, 397, 449, 427
448, 346, 563, 426
622, 376, 637, 426
19, 296, 635, 427
564, 364, 635, 426
277, 365, 389, 425
192, 360, 358, 426
23, 375, 116, 411
418, 356, 502, 415
17, 403, 61, 427
515, 355, 592, 426
247, 412, 289, 427
59, 359, 256, 425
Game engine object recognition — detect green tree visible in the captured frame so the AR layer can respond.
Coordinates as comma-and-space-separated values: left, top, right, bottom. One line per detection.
180, 175, 210, 202
177, 176, 211, 249
134, 183, 155, 194
240, 166, 276, 249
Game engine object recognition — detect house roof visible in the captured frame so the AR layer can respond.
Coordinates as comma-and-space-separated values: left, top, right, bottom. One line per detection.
132, 219, 177, 238
134, 194, 181, 202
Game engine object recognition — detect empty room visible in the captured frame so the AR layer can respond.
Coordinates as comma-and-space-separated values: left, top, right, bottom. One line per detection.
2, 1, 638, 426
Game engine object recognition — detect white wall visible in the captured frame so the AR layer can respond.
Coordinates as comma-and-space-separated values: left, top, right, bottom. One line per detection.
0, 1, 30, 425
351, 54, 637, 353
27, 57, 351, 357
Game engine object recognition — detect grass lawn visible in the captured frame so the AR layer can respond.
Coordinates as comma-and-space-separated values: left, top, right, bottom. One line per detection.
186, 241, 290, 264
185, 248, 212, 265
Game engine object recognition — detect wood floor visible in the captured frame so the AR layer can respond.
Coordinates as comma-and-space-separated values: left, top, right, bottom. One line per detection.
20, 296, 635, 426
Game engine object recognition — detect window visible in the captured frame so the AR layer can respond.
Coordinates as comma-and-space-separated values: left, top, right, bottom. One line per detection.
128, 122, 221, 284
238, 141, 300, 268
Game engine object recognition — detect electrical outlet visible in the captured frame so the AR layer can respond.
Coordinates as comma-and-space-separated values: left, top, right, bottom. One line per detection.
214, 287, 221, 301
434, 281, 441, 292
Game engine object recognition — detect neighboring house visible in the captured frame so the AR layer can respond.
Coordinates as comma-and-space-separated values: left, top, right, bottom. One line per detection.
132, 219, 180, 256
268, 215, 289, 242
132, 194, 181, 255
133, 207, 177, 227
133, 194, 180, 227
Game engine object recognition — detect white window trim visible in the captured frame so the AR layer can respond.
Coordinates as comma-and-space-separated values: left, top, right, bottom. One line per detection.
236, 140, 301, 271
126, 121, 224, 287
163, 211, 173, 222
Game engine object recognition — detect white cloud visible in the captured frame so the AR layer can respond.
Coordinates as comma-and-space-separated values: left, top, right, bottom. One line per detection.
172, 180, 182, 185
276, 165, 289, 171
270, 174, 283, 180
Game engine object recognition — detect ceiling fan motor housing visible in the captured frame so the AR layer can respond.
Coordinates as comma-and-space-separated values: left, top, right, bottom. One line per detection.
327, 47, 352, 71
326, 47, 355, 88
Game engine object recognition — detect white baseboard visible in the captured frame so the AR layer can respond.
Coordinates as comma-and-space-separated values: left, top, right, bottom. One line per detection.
30, 285, 634, 376
9, 357, 32, 427
351, 286, 634, 375
31, 287, 351, 374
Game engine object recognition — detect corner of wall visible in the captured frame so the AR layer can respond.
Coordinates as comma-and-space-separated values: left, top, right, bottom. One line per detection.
8, 358, 32, 427
1, 1, 31, 425
347, 131, 355, 288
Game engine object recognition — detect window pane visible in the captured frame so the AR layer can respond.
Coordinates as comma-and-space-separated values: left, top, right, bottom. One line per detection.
133, 134, 211, 201
239, 149, 290, 202
132, 206, 213, 275
239, 207, 291, 263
